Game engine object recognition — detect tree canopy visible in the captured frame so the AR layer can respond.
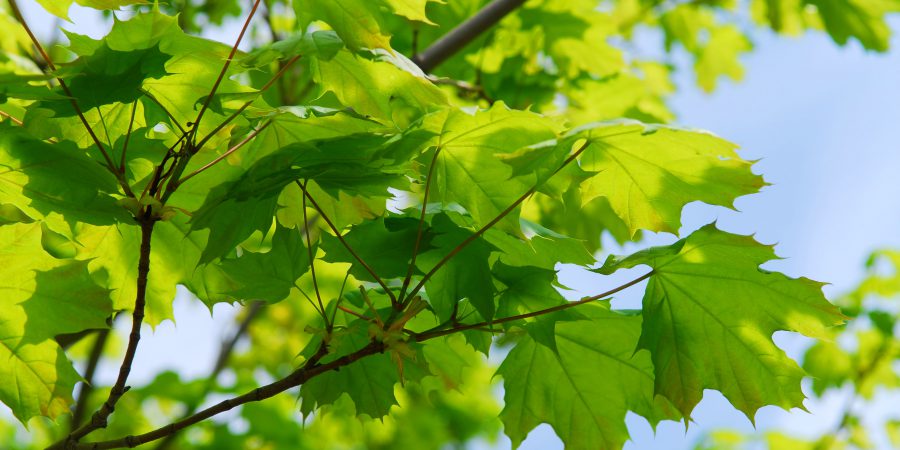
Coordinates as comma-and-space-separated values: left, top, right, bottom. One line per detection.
0, 0, 896, 449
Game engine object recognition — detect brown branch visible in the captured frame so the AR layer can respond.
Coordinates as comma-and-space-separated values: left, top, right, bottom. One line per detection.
67, 341, 386, 450
412, 0, 527, 73
8, 0, 135, 198
69, 329, 110, 432
55, 218, 157, 448
297, 182, 398, 305
414, 271, 654, 342
152, 302, 264, 450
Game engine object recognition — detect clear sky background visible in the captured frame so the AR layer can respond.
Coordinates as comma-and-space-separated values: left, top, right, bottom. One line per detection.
12, 2, 900, 449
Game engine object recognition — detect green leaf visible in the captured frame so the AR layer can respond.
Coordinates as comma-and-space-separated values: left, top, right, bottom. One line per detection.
50, 43, 171, 112
241, 31, 343, 68
598, 224, 846, 418
192, 133, 401, 263
573, 121, 766, 235
0, 123, 127, 232
0, 222, 112, 423
321, 216, 433, 281
418, 104, 563, 234
309, 49, 447, 125
416, 213, 495, 321
498, 304, 680, 450
221, 225, 311, 302
806, 0, 894, 51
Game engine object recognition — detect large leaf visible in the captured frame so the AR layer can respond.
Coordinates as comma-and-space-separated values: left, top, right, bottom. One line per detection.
416, 214, 495, 321
221, 225, 311, 302
573, 121, 765, 235
418, 104, 563, 234
498, 304, 680, 450
0, 222, 112, 423
0, 123, 127, 232
309, 49, 447, 125
597, 224, 846, 418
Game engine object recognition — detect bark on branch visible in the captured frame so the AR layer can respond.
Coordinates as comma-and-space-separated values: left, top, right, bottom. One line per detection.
412, 0, 528, 72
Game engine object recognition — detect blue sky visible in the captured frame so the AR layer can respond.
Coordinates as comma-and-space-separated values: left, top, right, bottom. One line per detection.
12, 3, 900, 449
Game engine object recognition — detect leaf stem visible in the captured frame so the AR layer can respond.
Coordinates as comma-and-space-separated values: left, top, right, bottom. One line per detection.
194, 54, 301, 151
414, 270, 654, 342
190, 0, 262, 146
404, 140, 591, 303
56, 218, 157, 448
296, 182, 398, 305
120, 102, 138, 172
8, 0, 135, 198
0, 110, 24, 126
398, 147, 441, 305
300, 181, 328, 321
176, 120, 272, 186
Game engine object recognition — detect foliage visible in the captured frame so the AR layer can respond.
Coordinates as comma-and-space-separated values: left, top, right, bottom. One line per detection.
693, 250, 900, 450
0, 0, 895, 449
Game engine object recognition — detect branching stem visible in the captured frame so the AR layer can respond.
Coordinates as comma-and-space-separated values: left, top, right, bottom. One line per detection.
55, 218, 157, 448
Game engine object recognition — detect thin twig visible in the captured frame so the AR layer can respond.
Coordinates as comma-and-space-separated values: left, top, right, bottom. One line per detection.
69, 329, 110, 432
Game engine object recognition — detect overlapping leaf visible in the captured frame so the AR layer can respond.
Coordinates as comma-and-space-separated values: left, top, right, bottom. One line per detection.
572, 121, 765, 235
598, 224, 846, 418
0, 222, 112, 423
498, 304, 680, 450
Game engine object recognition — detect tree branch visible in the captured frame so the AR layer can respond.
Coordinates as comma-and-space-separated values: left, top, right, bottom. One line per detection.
69, 329, 110, 432
55, 218, 157, 448
414, 271, 654, 342
68, 340, 386, 450
412, 0, 527, 73
152, 301, 265, 450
